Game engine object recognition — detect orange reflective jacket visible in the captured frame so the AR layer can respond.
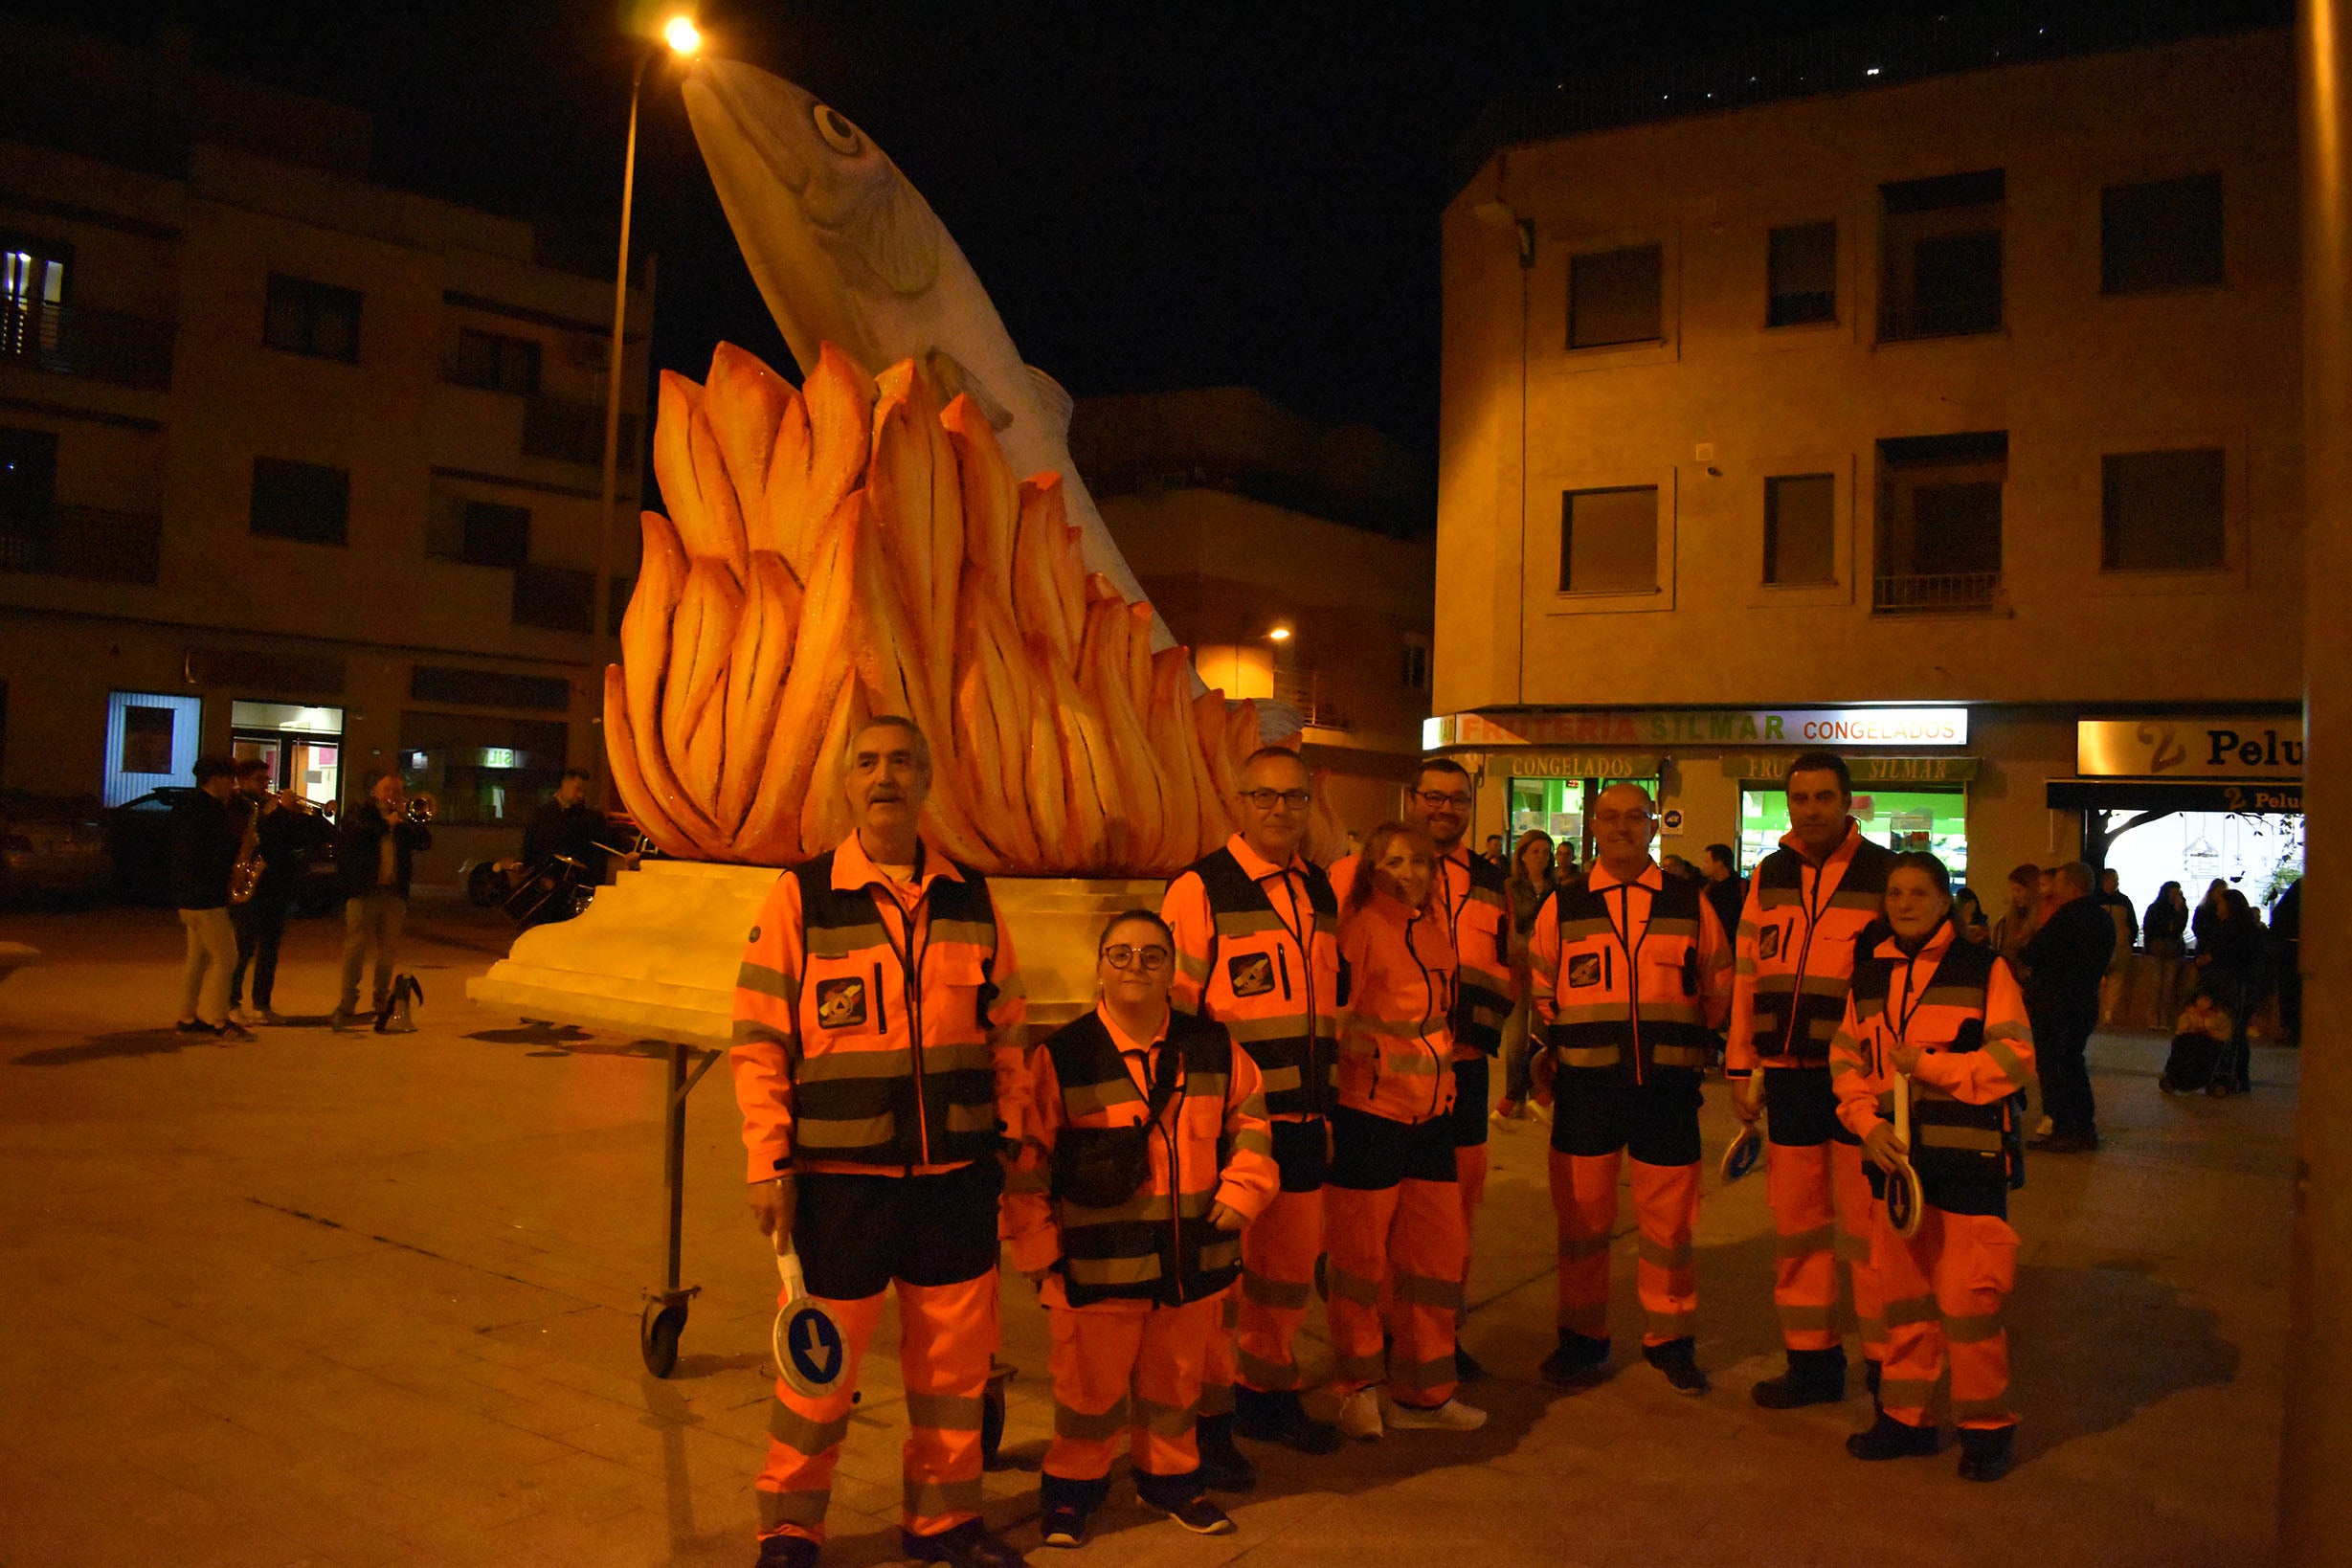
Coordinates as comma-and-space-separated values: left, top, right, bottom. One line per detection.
1728, 820, 1898, 1076
730, 833, 1028, 1183
1830, 922, 2036, 1215
1332, 844, 1513, 1060
1529, 861, 1733, 1085
1333, 886, 1458, 1125
1162, 835, 1340, 1121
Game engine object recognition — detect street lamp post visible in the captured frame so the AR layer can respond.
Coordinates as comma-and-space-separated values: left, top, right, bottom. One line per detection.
592, 16, 700, 803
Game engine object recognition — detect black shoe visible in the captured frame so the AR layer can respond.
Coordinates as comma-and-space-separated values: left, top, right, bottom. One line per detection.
1751, 1347, 1848, 1409
1193, 1413, 1257, 1491
1958, 1424, 2016, 1482
903, 1519, 1026, 1568
1846, 1412, 1939, 1461
213, 1020, 254, 1042
1038, 1505, 1089, 1549
1454, 1345, 1487, 1383
754, 1534, 820, 1568
1231, 1389, 1339, 1456
1141, 1491, 1235, 1536
2027, 1130, 2099, 1153
1539, 1331, 1611, 1387
1643, 1337, 1709, 1397
174, 1019, 213, 1035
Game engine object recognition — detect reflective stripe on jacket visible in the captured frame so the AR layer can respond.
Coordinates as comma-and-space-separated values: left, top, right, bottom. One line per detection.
728, 833, 1028, 1182
1529, 861, 1732, 1084
1334, 887, 1459, 1124
1728, 822, 1898, 1075
1003, 1005, 1278, 1310
1162, 837, 1339, 1121
1830, 922, 2036, 1215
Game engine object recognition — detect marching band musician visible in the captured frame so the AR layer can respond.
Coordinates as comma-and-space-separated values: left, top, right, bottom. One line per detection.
330, 771, 432, 1029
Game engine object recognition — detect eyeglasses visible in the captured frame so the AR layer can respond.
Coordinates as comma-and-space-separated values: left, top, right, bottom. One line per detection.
1592, 810, 1654, 827
1239, 789, 1311, 811
1101, 944, 1173, 973
1412, 790, 1472, 810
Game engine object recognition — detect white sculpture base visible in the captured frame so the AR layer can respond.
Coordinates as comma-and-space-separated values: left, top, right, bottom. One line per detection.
465, 859, 1164, 1043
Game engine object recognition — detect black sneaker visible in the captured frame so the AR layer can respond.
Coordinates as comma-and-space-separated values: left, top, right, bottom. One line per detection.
754, 1534, 819, 1568
902, 1519, 1025, 1568
1539, 1331, 1611, 1386
1232, 1388, 1338, 1454
1454, 1345, 1487, 1383
1038, 1505, 1089, 1549
1193, 1412, 1257, 1491
173, 1019, 213, 1035
1751, 1347, 1847, 1409
213, 1020, 255, 1042
1958, 1424, 2016, 1482
1142, 1493, 1235, 1536
1846, 1412, 1939, 1462
1643, 1337, 1709, 1396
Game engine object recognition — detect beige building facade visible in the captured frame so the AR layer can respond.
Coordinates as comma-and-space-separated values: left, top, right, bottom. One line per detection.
1436, 26, 2302, 895
0, 23, 651, 886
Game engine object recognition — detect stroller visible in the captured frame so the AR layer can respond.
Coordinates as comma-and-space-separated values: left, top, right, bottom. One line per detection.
2160, 978, 2238, 1095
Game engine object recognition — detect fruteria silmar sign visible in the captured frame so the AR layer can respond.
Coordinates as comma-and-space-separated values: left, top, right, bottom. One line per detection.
1433, 707, 1969, 750
2076, 717, 2304, 779
1719, 753, 1981, 783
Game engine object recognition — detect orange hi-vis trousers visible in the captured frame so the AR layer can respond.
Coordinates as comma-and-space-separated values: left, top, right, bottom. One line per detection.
1326, 1178, 1466, 1405
1873, 1203, 2019, 1431
1766, 1133, 1883, 1358
1551, 1149, 1699, 1345
1231, 1187, 1320, 1393
1046, 1295, 1221, 1482
756, 1274, 994, 1545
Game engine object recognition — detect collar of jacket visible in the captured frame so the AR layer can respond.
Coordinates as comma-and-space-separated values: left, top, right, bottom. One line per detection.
1099, 1000, 1172, 1058
1873, 918, 1958, 965
830, 830, 963, 896
1224, 831, 1311, 885
1780, 817, 1864, 870
1585, 859, 1665, 894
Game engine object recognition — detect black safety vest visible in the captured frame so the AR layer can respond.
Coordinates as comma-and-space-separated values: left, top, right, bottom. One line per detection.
1544, 874, 1716, 1084
1191, 846, 1338, 1119
1851, 938, 2019, 1218
1748, 836, 1897, 1062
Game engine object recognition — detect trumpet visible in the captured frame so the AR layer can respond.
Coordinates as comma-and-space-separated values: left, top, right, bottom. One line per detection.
272, 791, 337, 818
405, 791, 437, 824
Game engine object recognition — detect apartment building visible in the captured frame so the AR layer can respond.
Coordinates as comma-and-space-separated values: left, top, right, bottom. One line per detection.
1436, 19, 2302, 904
1072, 386, 1437, 836
0, 22, 652, 885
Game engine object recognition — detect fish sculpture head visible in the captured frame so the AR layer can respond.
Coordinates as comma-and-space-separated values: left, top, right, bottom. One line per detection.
683, 57, 952, 377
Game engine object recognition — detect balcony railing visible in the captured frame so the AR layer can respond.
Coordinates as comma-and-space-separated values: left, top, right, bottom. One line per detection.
0, 506, 163, 584
521, 394, 638, 467
0, 302, 173, 390
1272, 667, 1352, 731
1872, 571, 2001, 613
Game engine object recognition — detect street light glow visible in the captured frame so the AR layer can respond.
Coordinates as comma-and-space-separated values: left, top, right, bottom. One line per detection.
663, 15, 702, 55
1267, 625, 1293, 642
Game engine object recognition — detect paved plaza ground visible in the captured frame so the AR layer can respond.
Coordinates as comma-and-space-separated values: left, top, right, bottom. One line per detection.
0, 901, 2293, 1567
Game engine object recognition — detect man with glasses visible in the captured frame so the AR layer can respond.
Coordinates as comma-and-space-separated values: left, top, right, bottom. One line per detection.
1330, 757, 1514, 1379
1528, 782, 1732, 1395
1161, 746, 1344, 1472
730, 716, 1031, 1568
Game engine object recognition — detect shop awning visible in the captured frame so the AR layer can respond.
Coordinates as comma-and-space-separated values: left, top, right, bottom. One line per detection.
2046, 777, 2303, 813
1719, 753, 1980, 783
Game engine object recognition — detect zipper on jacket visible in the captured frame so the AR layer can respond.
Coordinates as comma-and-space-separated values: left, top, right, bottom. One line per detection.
1157, 1047, 1188, 1304
1277, 946, 1292, 1000
872, 962, 888, 1035
1781, 844, 1841, 1057
1408, 911, 1445, 1119
874, 877, 932, 1170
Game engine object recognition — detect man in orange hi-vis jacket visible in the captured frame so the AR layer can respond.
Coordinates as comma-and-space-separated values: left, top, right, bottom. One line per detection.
731, 716, 1030, 1568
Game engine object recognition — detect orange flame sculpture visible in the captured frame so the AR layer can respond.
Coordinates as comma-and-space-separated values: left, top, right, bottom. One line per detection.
606, 342, 1351, 874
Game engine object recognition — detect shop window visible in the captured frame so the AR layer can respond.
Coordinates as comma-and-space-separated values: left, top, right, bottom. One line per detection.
2102, 448, 2226, 572
397, 711, 568, 825
1569, 244, 1663, 349
2102, 173, 2223, 295
102, 689, 200, 806
262, 275, 362, 363
1766, 222, 1837, 327
1874, 433, 2005, 612
1878, 169, 2004, 341
1559, 485, 1657, 594
229, 700, 344, 805
1741, 784, 1968, 878
448, 328, 543, 395
250, 458, 349, 546
1763, 473, 1836, 585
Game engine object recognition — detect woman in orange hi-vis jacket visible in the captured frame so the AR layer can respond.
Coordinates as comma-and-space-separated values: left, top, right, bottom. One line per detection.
1003, 910, 1280, 1548
1831, 852, 2036, 1483
1324, 821, 1490, 1440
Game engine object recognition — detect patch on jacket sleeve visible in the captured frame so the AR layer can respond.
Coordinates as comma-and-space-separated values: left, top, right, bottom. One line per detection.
814, 975, 868, 1030
1566, 952, 1603, 989
1758, 925, 1781, 962
1225, 952, 1276, 998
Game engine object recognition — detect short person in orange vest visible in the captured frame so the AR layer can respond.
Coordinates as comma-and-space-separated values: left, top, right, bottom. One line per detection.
1004, 910, 1280, 1547
1325, 821, 1490, 1438
730, 717, 1031, 1568
1529, 782, 1733, 1395
1833, 853, 2036, 1482
1161, 747, 1344, 1468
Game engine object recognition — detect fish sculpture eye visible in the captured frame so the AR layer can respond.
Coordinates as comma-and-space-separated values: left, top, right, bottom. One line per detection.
813, 103, 863, 157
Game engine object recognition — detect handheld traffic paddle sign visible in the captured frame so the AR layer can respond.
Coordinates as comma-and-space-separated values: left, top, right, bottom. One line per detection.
1720, 1123, 1763, 1183
773, 1249, 849, 1400
1886, 1072, 1925, 1240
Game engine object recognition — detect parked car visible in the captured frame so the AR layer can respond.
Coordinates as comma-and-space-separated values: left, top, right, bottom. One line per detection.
105, 788, 344, 916
0, 791, 113, 906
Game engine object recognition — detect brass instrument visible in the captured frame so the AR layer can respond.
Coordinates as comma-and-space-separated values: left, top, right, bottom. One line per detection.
405, 791, 437, 824
277, 791, 337, 819
229, 808, 263, 906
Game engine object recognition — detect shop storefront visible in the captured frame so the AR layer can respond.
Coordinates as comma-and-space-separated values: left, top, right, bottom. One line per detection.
2051, 716, 2305, 916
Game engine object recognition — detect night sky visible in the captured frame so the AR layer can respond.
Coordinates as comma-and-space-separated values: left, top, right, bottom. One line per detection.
35, 2, 2279, 459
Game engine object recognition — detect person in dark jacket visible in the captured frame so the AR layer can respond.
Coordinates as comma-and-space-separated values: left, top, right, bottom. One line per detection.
170, 756, 250, 1040
1701, 843, 1747, 958
2199, 889, 2269, 1094
2143, 882, 2191, 1019
2190, 879, 2230, 955
522, 770, 607, 873
229, 769, 332, 1025
2094, 868, 2140, 1025
331, 772, 432, 1028
2270, 878, 2302, 1047
2022, 862, 2115, 1153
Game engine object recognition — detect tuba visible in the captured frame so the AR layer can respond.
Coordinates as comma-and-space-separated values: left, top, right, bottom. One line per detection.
405, 792, 437, 824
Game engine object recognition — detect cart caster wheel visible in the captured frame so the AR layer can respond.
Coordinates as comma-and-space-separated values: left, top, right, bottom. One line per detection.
641, 1299, 687, 1378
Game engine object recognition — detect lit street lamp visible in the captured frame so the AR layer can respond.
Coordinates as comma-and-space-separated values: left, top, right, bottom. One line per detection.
592, 14, 702, 800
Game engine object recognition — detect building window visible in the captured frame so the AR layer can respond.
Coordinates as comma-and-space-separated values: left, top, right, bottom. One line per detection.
262, 275, 362, 362
1875, 433, 2005, 612
1401, 634, 1430, 692
410, 665, 571, 711
1879, 170, 2004, 341
1763, 473, 1836, 585
1568, 245, 1663, 349
2102, 448, 2226, 571
448, 328, 543, 395
102, 689, 202, 806
250, 458, 350, 546
0, 423, 57, 569
397, 711, 568, 825
1766, 223, 1836, 327
2, 235, 70, 357
511, 563, 595, 632
459, 500, 530, 568
2102, 173, 2224, 295
1559, 485, 1658, 594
